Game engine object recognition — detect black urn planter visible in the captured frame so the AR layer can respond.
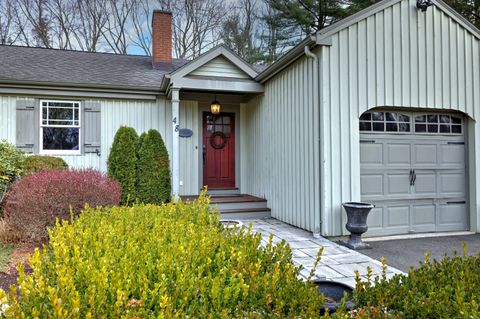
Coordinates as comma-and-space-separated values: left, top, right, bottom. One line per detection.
314, 280, 355, 314
342, 202, 375, 250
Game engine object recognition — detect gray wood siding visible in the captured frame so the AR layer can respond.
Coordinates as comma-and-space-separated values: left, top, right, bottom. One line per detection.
242, 56, 321, 232
179, 100, 200, 195
189, 56, 250, 79
320, 0, 480, 235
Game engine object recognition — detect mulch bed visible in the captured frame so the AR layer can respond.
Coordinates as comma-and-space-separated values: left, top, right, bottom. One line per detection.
0, 244, 37, 291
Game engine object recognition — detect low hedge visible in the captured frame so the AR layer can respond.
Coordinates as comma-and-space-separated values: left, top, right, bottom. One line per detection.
2, 169, 121, 243
21, 155, 68, 175
349, 247, 480, 318
1, 195, 325, 318
0, 140, 25, 199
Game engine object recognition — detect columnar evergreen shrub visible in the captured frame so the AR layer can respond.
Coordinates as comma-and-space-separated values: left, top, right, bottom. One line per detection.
0, 140, 25, 199
137, 129, 171, 204
107, 126, 139, 204
349, 247, 480, 319
22, 155, 68, 175
2, 169, 120, 242
1, 196, 325, 317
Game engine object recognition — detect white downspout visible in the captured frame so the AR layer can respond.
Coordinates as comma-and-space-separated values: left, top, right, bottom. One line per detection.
304, 45, 324, 238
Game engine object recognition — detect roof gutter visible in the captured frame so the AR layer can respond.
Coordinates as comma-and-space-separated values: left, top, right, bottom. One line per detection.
255, 35, 316, 83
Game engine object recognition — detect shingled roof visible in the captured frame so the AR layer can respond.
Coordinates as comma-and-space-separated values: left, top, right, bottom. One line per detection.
0, 45, 187, 91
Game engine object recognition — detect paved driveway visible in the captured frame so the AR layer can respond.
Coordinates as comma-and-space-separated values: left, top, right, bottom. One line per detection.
360, 234, 480, 273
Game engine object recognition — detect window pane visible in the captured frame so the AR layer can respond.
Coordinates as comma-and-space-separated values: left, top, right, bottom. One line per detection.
452, 125, 462, 134
43, 127, 79, 151
359, 122, 372, 131
398, 114, 410, 122
373, 123, 384, 131
207, 125, 214, 132
224, 126, 231, 134
440, 125, 451, 133
42, 108, 48, 120
386, 112, 397, 122
206, 116, 213, 124
360, 113, 371, 121
415, 115, 426, 123
372, 112, 384, 121
428, 124, 438, 133
439, 115, 450, 123
399, 123, 410, 132
427, 115, 438, 123
415, 124, 427, 132
451, 117, 462, 124
386, 123, 398, 131
48, 108, 74, 121
223, 116, 230, 124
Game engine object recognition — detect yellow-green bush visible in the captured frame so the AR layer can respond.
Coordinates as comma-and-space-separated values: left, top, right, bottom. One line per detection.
0, 195, 325, 318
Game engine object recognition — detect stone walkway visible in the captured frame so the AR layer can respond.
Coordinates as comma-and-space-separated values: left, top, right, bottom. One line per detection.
246, 218, 404, 287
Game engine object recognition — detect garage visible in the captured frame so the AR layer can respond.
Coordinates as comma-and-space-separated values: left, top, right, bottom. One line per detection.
360, 110, 468, 236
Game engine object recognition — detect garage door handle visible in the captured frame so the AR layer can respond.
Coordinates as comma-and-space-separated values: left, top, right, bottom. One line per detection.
412, 170, 416, 186
446, 201, 466, 205
409, 170, 415, 186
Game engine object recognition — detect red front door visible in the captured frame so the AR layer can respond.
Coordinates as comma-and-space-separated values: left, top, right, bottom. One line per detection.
203, 112, 235, 188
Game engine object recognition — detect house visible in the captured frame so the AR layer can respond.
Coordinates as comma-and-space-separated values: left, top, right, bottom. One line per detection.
1, 0, 479, 238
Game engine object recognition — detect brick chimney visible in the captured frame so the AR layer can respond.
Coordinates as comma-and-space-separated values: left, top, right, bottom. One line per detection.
152, 10, 172, 64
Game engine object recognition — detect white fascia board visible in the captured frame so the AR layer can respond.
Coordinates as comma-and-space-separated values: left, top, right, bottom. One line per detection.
172, 77, 264, 93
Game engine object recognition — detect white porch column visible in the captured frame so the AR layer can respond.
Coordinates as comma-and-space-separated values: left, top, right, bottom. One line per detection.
171, 88, 180, 199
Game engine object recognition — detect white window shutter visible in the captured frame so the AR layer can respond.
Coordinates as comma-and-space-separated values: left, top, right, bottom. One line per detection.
83, 102, 101, 155
16, 99, 39, 154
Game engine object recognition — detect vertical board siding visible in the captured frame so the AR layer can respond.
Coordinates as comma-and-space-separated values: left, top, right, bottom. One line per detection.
320, 0, 480, 235
0, 95, 17, 141
179, 100, 199, 195
189, 56, 250, 79
242, 56, 321, 232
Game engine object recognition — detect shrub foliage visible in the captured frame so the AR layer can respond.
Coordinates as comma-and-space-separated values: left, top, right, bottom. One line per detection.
351, 247, 480, 319
22, 155, 68, 175
1, 196, 325, 317
2, 169, 120, 242
107, 126, 139, 204
137, 129, 171, 204
0, 140, 25, 200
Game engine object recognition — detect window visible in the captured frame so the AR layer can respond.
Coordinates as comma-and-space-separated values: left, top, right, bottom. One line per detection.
40, 100, 80, 154
414, 114, 462, 134
360, 111, 411, 133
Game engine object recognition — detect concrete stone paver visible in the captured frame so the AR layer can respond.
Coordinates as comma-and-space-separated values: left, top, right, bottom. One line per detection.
246, 218, 404, 287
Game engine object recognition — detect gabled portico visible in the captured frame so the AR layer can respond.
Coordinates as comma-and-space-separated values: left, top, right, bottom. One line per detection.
161, 45, 264, 197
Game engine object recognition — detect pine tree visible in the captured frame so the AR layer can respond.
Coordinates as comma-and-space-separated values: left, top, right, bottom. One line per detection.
107, 126, 139, 205
136, 129, 171, 204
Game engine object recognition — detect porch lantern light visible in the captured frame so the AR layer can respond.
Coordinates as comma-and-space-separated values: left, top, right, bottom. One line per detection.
211, 96, 221, 114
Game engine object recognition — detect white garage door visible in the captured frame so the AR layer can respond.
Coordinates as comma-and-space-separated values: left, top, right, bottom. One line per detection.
360, 111, 468, 236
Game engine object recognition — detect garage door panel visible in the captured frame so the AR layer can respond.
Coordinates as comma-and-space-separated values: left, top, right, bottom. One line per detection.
387, 143, 410, 165
360, 143, 383, 165
413, 144, 437, 166
413, 172, 436, 195
367, 206, 384, 229
387, 173, 410, 195
412, 204, 435, 226
361, 174, 384, 196
438, 172, 465, 197
439, 144, 464, 166
386, 205, 410, 228
437, 202, 468, 231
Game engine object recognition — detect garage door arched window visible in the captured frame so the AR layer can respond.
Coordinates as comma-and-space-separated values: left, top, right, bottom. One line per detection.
359, 111, 411, 133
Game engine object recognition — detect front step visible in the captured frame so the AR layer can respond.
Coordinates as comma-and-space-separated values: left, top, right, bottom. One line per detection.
181, 194, 271, 220
206, 188, 240, 196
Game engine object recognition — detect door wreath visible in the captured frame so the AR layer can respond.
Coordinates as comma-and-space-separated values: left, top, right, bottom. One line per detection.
210, 131, 227, 149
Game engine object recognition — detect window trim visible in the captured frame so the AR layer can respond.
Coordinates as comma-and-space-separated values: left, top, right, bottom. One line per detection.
39, 99, 81, 155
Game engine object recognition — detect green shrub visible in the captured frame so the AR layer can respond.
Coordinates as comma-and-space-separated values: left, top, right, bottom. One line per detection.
0, 140, 25, 200
1, 195, 325, 318
107, 126, 139, 204
350, 247, 480, 319
137, 129, 171, 204
22, 155, 68, 175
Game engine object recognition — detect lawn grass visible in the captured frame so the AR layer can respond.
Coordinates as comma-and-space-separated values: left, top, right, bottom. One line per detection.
0, 242, 14, 272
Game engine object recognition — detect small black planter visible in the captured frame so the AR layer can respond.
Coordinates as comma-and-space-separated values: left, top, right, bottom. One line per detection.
314, 280, 355, 314
342, 202, 375, 250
